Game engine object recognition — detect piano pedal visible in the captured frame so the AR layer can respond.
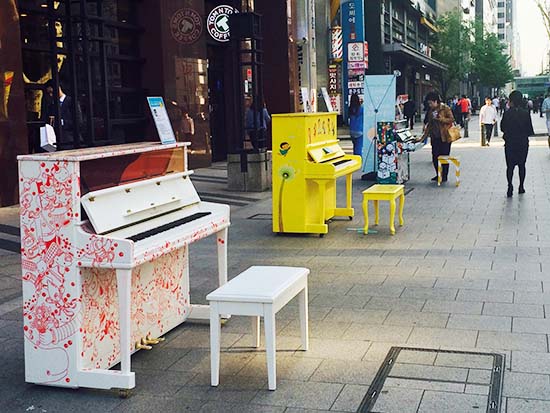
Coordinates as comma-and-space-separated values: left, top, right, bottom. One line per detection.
135, 340, 152, 351
144, 334, 165, 345
319, 233, 325, 238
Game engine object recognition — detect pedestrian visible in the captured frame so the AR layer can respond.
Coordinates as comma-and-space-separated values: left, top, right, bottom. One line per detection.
181, 111, 194, 141
539, 96, 545, 118
457, 95, 469, 129
348, 93, 364, 156
245, 99, 271, 150
403, 99, 416, 130
479, 97, 497, 146
541, 93, 550, 147
527, 99, 533, 113
500, 90, 534, 197
499, 97, 506, 116
420, 91, 455, 182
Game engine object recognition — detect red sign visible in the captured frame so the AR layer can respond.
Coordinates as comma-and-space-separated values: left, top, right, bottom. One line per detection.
364, 41, 369, 69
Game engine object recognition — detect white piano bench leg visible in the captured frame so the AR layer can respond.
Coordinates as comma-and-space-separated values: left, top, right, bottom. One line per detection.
210, 302, 221, 387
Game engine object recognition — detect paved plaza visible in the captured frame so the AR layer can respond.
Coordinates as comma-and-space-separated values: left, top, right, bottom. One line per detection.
2, 115, 550, 412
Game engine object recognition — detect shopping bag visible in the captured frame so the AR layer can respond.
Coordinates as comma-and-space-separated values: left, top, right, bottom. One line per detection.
447, 125, 462, 143
40, 124, 57, 152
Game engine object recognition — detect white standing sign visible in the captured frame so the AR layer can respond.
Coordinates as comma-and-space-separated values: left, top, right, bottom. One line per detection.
147, 97, 176, 144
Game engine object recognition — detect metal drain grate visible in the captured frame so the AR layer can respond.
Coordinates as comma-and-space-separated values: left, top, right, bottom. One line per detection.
247, 213, 272, 220
358, 347, 504, 413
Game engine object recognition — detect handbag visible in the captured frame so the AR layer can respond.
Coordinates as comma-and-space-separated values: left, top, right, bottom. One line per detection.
447, 124, 462, 142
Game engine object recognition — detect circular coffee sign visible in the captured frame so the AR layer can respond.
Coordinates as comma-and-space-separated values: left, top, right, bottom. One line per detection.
207, 5, 238, 42
170, 8, 203, 44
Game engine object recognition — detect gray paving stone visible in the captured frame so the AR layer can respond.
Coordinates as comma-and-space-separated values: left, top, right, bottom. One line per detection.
396, 350, 437, 365
279, 320, 352, 340
434, 278, 489, 290
384, 311, 449, 328
346, 284, 405, 298
467, 369, 492, 385
363, 297, 426, 312
434, 352, 494, 370
465, 384, 489, 395
371, 387, 423, 413
477, 331, 548, 352
482, 302, 544, 318
503, 372, 550, 399
323, 308, 389, 325
514, 292, 550, 305
237, 355, 322, 381
362, 342, 407, 363
389, 362, 468, 382
400, 287, 458, 300
488, 279, 543, 292
199, 401, 285, 413
330, 384, 369, 413
506, 398, 550, 413
447, 314, 511, 332
251, 380, 343, 410
382, 276, 437, 288
309, 359, 381, 385
513, 317, 550, 334
291, 338, 371, 361
308, 294, 370, 309
417, 391, 487, 413
384, 377, 465, 392
422, 300, 483, 315
343, 323, 412, 342
456, 289, 514, 303
512, 351, 550, 375
407, 327, 478, 349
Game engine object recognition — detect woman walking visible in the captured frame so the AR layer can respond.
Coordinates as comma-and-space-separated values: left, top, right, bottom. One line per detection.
500, 90, 534, 197
348, 94, 364, 156
421, 92, 455, 182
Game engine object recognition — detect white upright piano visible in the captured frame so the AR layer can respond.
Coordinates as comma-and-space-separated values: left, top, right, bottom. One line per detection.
18, 142, 229, 392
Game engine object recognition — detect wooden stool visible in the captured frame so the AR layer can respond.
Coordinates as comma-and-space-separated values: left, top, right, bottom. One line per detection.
207, 266, 309, 391
437, 156, 460, 187
362, 184, 405, 235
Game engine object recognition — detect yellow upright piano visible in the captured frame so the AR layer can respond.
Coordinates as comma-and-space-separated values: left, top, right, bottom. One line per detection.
272, 113, 362, 235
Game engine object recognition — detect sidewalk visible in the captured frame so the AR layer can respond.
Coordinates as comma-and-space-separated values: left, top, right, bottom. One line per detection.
1, 113, 550, 412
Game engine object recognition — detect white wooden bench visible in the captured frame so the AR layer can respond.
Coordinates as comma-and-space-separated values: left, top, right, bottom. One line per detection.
207, 266, 309, 390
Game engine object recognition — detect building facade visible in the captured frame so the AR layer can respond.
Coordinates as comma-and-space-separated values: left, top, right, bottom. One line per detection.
476, 0, 498, 34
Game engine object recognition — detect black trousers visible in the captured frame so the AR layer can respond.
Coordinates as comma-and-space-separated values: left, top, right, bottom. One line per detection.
484, 123, 494, 143
432, 138, 452, 179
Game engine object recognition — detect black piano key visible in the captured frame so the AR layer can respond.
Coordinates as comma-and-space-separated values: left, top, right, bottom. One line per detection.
127, 212, 212, 242
332, 159, 352, 166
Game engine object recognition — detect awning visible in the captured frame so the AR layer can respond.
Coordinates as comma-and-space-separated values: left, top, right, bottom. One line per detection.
382, 43, 448, 71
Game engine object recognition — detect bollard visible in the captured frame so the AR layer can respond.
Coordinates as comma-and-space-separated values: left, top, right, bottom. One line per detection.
494, 121, 498, 137
481, 124, 487, 146
464, 117, 469, 138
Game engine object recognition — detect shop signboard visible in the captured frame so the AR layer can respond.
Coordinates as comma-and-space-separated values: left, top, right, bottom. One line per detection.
342, 0, 365, 111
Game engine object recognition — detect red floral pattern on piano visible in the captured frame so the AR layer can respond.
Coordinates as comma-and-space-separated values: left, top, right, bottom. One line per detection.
19, 160, 81, 384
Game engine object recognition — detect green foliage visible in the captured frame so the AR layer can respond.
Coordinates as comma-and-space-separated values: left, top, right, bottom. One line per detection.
433, 12, 515, 94
470, 21, 515, 89
432, 11, 471, 96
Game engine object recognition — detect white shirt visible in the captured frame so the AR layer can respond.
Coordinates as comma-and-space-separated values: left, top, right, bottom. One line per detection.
492, 98, 499, 108
479, 104, 497, 125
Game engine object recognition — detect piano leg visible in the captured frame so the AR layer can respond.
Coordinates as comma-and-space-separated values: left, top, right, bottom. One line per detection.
116, 269, 132, 376
217, 227, 228, 287
334, 174, 355, 219
346, 173, 353, 218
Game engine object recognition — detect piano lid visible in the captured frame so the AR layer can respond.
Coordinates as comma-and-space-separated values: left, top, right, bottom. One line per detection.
81, 171, 200, 235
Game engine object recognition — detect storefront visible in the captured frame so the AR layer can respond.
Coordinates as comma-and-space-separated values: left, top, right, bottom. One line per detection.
0, 0, 302, 206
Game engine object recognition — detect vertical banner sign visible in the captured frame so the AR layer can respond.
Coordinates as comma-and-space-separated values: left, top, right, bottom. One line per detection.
362, 75, 396, 174
342, 0, 365, 112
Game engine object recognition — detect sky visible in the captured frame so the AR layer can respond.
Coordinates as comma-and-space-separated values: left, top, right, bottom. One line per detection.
517, 1, 549, 76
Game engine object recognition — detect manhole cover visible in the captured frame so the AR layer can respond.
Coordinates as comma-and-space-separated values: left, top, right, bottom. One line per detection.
358, 347, 504, 413
247, 213, 272, 220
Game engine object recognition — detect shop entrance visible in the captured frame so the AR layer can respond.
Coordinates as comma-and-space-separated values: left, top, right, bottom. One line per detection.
207, 44, 229, 162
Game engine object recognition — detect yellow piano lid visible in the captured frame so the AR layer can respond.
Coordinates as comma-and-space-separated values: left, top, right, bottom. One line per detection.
308, 142, 345, 163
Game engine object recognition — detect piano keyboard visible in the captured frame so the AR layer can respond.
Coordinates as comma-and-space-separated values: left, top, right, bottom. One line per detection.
128, 211, 212, 242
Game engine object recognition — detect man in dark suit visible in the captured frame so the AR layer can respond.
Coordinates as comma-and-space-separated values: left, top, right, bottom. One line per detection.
41, 81, 83, 144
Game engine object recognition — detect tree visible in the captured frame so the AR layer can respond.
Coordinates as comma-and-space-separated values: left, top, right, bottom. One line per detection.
535, 0, 550, 41
470, 22, 515, 90
432, 11, 472, 97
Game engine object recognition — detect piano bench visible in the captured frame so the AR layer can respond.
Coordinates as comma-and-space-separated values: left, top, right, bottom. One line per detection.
207, 266, 310, 390
362, 184, 405, 235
